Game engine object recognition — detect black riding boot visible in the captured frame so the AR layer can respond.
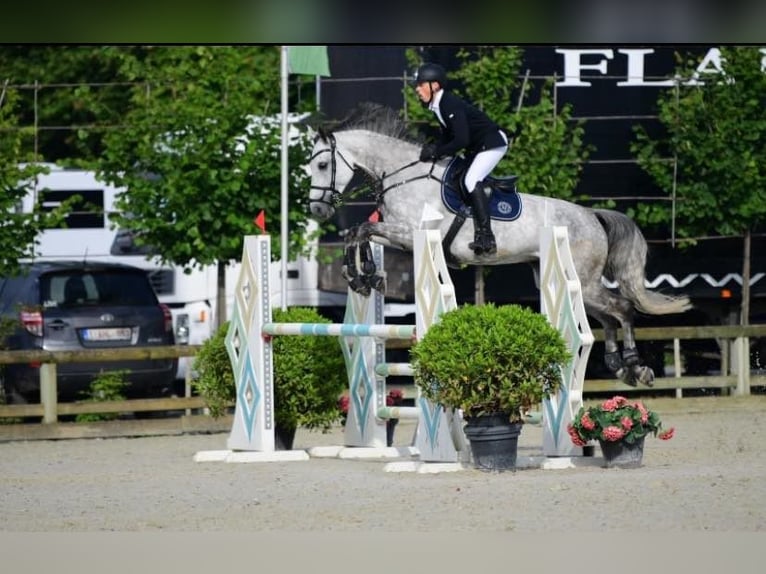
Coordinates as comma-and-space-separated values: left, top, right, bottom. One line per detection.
468, 186, 497, 255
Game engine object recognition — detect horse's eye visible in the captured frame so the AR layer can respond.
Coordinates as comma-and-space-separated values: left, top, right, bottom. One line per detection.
318, 161, 328, 170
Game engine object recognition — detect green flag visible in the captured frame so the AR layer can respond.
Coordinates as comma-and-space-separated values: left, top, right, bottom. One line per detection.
287, 45, 330, 77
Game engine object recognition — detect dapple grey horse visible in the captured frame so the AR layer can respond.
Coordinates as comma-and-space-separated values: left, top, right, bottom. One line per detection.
306, 111, 691, 386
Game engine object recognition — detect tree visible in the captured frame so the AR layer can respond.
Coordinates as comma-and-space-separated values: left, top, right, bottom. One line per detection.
632, 46, 766, 325
80, 46, 317, 326
0, 46, 134, 161
0, 83, 70, 277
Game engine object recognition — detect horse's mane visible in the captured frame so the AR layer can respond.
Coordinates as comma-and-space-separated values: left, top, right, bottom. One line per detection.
330, 103, 423, 144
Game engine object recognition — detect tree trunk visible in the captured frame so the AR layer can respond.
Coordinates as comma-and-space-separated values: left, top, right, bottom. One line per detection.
216, 260, 227, 329
741, 230, 751, 326
474, 265, 485, 305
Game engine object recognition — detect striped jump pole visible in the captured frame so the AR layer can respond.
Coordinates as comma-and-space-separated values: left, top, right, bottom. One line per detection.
263, 322, 414, 339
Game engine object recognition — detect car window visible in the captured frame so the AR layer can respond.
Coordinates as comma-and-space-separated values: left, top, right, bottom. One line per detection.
41, 270, 158, 308
0, 274, 37, 312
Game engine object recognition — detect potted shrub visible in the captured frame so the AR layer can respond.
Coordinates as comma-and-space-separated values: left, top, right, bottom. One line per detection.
567, 395, 675, 468
192, 307, 347, 449
410, 303, 571, 471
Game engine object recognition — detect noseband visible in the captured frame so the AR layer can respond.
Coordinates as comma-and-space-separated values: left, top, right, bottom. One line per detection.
309, 133, 355, 209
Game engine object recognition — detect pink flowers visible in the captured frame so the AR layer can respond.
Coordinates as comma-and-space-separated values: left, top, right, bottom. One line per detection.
659, 427, 675, 440
602, 426, 626, 441
634, 401, 649, 423
580, 413, 596, 430
568, 395, 675, 446
386, 389, 404, 406
601, 396, 628, 411
567, 424, 588, 446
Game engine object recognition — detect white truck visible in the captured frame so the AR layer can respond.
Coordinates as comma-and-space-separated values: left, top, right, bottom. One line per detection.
19, 164, 347, 384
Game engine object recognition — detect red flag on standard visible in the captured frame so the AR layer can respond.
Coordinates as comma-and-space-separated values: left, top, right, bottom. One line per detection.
254, 210, 266, 233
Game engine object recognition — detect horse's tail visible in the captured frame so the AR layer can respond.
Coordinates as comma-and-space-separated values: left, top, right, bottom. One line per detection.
593, 208, 692, 315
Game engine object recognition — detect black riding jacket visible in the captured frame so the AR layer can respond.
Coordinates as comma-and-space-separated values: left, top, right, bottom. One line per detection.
431, 91, 506, 158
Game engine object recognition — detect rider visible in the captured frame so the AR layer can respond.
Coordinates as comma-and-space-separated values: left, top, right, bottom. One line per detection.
413, 62, 509, 255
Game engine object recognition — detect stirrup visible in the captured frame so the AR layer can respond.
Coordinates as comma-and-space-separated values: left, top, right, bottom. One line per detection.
469, 232, 496, 255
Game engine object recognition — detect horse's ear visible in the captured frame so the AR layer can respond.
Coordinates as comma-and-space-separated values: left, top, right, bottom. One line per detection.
317, 126, 330, 142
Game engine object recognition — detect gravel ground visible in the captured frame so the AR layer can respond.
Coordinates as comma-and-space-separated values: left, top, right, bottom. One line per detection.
2, 395, 766, 533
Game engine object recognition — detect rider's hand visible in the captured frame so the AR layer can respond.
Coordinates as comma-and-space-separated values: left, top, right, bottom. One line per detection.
419, 144, 438, 162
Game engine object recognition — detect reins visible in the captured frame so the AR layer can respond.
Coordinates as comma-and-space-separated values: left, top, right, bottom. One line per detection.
378, 160, 443, 201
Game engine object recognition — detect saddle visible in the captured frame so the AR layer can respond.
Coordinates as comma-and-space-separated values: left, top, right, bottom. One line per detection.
440, 156, 522, 222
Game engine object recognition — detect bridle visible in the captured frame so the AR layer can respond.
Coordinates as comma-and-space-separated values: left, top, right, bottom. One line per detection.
310, 132, 445, 211
309, 133, 354, 210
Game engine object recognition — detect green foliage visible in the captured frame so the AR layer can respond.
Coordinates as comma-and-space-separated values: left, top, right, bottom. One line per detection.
0, 86, 75, 276
0, 46, 134, 161
75, 370, 130, 423
404, 46, 591, 200
270, 307, 346, 431
74, 46, 318, 271
632, 46, 766, 241
410, 303, 570, 421
192, 308, 346, 431
191, 321, 235, 418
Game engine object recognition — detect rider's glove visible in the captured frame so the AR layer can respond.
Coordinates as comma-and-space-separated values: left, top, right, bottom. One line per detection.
419, 144, 438, 162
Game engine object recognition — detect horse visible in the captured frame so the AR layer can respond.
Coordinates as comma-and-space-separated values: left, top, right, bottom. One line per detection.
306, 108, 691, 386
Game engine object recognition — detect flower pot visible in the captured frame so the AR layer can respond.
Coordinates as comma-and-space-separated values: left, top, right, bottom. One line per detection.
386, 418, 398, 447
275, 424, 297, 450
598, 435, 645, 468
463, 413, 523, 472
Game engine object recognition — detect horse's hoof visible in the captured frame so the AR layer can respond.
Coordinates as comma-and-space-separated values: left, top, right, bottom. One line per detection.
348, 275, 371, 297
369, 273, 386, 293
636, 365, 655, 387
621, 373, 639, 387
341, 265, 355, 281
622, 364, 653, 387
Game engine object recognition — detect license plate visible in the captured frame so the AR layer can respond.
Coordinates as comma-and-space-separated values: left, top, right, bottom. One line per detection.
83, 327, 132, 341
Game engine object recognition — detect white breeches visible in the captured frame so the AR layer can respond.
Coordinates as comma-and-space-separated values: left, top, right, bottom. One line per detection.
463, 131, 508, 193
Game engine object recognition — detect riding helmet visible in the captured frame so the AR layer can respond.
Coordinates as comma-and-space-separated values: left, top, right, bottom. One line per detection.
412, 63, 447, 86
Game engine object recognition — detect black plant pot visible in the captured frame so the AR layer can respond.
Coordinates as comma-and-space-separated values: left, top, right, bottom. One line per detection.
275, 424, 297, 451
463, 413, 523, 472
598, 435, 645, 468
386, 418, 398, 447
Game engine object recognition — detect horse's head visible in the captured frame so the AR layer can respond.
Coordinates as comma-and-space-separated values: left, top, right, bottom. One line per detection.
308, 127, 356, 221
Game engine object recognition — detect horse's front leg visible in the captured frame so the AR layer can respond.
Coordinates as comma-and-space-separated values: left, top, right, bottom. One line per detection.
355, 221, 414, 252
340, 226, 385, 297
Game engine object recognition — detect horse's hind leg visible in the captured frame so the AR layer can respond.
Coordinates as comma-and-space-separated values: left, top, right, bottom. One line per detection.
583, 283, 655, 387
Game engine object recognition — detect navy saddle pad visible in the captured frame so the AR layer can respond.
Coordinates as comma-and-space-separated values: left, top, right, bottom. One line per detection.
440, 156, 523, 221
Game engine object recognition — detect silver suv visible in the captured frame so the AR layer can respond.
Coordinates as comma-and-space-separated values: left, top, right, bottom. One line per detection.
0, 261, 177, 404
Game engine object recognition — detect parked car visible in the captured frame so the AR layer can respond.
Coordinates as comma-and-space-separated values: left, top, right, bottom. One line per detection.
0, 261, 177, 404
